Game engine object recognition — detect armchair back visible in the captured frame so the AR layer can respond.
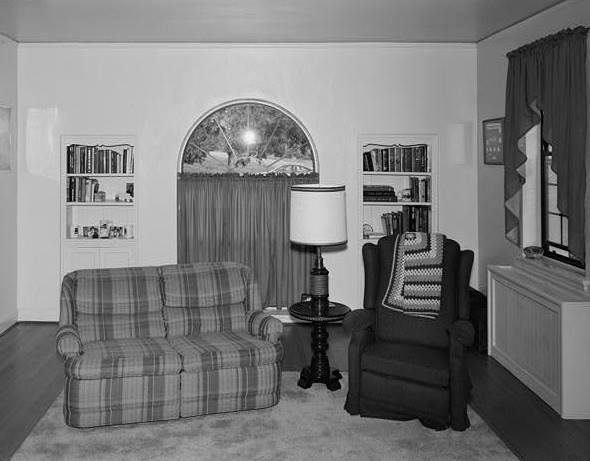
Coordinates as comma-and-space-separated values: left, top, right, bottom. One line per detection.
363, 235, 473, 349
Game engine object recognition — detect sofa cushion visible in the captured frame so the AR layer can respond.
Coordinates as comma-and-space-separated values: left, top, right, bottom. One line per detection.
361, 342, 449, 387
163, 303, 247, 337
169, 332, 283, 372
65, 337, 182, 379
159, 262, 247, 309
73, 267, 166, 343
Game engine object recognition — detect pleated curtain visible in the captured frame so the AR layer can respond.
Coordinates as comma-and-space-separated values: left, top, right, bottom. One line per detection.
504, 26, 588, 259
177, 173, 318, 309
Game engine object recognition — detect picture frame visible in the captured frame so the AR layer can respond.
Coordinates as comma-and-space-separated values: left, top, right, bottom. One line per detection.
0, 105, 11, 172
482, 117, 504, 165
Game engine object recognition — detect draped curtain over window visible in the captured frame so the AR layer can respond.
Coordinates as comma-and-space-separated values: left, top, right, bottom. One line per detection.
178, 173, 318, 308
504, 26, 588, 259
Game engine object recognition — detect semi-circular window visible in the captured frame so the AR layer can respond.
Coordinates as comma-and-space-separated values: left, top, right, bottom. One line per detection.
180, 99, 317, 175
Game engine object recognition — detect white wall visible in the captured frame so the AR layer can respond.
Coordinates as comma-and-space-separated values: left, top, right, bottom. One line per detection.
0, 35, 17, 333
17, 43, 477, 320
476, 0, 590, 291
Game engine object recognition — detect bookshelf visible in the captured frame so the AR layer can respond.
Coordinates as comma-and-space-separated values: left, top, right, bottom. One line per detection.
359, 134, 438, 245
61, 135, 138, 276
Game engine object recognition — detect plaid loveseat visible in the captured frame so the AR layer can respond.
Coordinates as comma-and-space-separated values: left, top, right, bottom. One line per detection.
56, 262, 283, 428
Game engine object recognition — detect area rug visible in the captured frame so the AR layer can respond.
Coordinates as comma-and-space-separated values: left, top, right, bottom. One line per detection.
12, 372, 516, 461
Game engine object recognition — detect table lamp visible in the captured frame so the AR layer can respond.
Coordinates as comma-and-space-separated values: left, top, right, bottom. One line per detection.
290, 184, 347, 314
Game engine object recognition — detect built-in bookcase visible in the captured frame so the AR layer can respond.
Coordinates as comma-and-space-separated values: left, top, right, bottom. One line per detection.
359, 133, 438, 242
61, 135, 138, 276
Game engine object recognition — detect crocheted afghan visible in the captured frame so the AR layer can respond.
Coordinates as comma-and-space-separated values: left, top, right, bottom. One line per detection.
382, 232, 446, 319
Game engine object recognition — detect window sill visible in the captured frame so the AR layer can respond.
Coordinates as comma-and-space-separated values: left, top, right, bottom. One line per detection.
263, 307, 297, 323
514, 256, 589, 294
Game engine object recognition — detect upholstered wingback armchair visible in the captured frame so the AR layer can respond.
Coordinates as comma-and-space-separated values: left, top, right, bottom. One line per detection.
344, 234, 474, 431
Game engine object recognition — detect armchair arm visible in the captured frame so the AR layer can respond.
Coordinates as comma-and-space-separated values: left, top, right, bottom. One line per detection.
342, 309, 375, 334
56, 325, 83, 359
246, 310, 283, 344
448, 319, 475, 347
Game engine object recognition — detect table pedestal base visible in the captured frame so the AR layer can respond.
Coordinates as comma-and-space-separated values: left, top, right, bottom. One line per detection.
297, 366, 342, 391
297, 321, 343, 391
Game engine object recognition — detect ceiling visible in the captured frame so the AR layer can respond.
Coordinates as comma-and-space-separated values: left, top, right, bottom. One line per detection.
0, 0, 567, 44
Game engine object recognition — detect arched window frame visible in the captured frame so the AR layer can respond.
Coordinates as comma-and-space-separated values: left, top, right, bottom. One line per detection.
178, 98, 319, 176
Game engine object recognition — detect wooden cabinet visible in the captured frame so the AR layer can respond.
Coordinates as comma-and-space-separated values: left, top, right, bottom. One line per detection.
488, 259, 590, 418
60, 135, 138, 276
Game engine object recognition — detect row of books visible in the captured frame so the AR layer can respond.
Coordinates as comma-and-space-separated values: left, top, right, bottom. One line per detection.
363, 177, 430, 203
363, 185, 397, 202
363, 144, 429, 173
408, 177, 430, 203
67, 177, 99, 203
380, 206, 430, 235
66, 144, 135, 175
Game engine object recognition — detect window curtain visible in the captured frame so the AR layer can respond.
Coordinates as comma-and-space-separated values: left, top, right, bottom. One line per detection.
504, 26, 588, 259
178, 173, 318, 308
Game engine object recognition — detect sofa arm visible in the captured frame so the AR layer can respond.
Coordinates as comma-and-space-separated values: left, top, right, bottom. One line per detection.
56, 325, 83, 359
246, 311, 283, 344
343, 309, 375, 334
448, 320, 475, 347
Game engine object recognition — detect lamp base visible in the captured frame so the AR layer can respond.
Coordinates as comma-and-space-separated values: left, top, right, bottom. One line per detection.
310, 247, 330, 315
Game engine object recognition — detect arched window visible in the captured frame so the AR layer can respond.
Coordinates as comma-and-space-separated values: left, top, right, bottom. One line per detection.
181, 99, 317, 175
178, 99, 318, 308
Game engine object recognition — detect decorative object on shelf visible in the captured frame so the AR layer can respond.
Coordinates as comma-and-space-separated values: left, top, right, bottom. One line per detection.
362, 224, 373, 239
0, 105, 11, 172
523, 245, 544, 259
482, 118, 504, 165
290, 184, 347, 316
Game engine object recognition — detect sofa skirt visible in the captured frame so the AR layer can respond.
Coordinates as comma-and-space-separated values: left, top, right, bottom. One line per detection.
180, 363, 281, 417
63, 374, 181, 428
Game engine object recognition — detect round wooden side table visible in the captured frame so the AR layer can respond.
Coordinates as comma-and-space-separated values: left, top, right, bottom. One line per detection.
288, 301, 350, 391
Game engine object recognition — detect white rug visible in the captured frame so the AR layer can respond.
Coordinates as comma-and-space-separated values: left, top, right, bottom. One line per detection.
12, 372, 516, 461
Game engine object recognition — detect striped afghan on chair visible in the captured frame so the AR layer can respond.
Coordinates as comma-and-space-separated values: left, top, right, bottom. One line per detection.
382, 232, 446, 319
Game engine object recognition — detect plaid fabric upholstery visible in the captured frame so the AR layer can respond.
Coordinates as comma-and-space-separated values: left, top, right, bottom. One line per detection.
246, 311, 283, 344
56, 325, 83, 358
180, 363, 281, 417
64, 374, 180, 428
65, 337, 182, 379
163, 303, 247, 337
159, 262, 261, 310
59, 272, 77, 327
73, 267, 166, 343
169, 331, 283, 373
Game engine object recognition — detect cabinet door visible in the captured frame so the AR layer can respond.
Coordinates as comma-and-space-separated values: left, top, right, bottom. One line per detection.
62, 247, 100, 275
99, 247, 137, 269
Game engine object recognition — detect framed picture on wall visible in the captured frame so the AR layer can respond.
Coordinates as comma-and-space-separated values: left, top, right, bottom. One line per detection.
0, 105, 11, 172
483, 117, 504, 165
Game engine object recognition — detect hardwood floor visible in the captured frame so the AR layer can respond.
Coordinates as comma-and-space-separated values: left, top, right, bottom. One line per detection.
0, 322, 63, 461
2, 322, 590, 461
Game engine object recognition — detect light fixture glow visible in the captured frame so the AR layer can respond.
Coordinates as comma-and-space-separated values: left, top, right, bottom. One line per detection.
242, 129, 257, 146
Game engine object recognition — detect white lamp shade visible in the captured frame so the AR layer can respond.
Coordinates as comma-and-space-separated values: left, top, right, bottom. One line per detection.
290, 184, 347, 246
